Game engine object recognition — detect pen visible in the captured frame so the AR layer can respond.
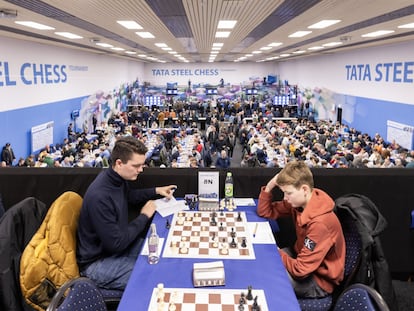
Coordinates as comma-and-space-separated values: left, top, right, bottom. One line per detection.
253, 223, 258, 238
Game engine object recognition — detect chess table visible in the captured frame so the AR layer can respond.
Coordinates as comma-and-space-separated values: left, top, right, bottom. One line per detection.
118, 202, 300, 311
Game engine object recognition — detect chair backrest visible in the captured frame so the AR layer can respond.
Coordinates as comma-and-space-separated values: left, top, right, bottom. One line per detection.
46, 277, 107, 311
329, 208, 363, 303
333, 283, 390, 311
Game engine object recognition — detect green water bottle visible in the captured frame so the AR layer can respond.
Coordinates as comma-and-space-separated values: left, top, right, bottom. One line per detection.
225, 172, 233, 199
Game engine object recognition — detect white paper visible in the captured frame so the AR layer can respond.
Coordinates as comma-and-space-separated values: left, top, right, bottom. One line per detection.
248, 222, 276, 244
233, 198, 256, 207
141, 238, 165, 256
155, 197, 188, 217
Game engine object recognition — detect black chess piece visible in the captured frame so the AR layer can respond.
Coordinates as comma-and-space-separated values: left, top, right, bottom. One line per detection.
240, 292, 246, 305
241, 238, 247, 248
166, 219, 171, 229
219, 222, 224, 231
237, 212, 242, 221
246, 285, 253, 301
230, 237, 237, 248
252, 296, 260, 311
230, 227, 236, 238
210, 215, 217, 226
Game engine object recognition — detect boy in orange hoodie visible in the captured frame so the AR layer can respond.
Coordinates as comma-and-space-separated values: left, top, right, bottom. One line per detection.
257, 161, 345, 298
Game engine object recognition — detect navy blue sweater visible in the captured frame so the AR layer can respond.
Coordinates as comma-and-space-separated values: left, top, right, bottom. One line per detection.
77, 167, 156, 266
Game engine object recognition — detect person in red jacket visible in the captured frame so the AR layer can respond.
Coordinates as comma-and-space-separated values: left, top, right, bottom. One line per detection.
257, 160, 345, 298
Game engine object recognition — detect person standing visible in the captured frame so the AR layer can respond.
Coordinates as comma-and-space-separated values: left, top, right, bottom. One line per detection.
76, 136, 177, 290
1, 143, 16, 166
257, 161, 345, 299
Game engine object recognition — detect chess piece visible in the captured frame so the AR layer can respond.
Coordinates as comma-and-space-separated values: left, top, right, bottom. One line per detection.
241, 238, 247, 248
237, 212, 242, 221
230, 237, 237, 248
252, 296, 261, 311
219, 222, 224, 231
231, 227, 236, 238
240, 292, 246, 304
246, 285, 253, 300
166, 219, 171, 229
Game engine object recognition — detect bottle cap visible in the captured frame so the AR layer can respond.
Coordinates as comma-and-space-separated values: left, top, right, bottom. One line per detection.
227, 172, 232, 176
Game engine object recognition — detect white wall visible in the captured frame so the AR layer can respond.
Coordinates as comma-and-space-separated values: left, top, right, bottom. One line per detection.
277, 40, 414, 105
0, 36, 144, 112
142, 62, 277, 86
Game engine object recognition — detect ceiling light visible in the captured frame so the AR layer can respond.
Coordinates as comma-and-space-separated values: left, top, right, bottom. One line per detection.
212, 47, 221, 51
117, 20, 143, 30
245, 54, 253, 57
210, 51, 219, 54
213, 43, 224, 47
323, 41, 342, 47
308, 46, 324, 50
308, 20, 341, 29
96, 43, 113, 48
125, 51, 136, 55
252, 51, 262, 54
289, 31, 312, 38
260, 46, 272, 50
268, 42, 283, 47
215, 31, 231, 38
162, 47, 172, 51
155, 43, 168, 48
217, 20, 237, 29
137, 54, 147, 57
293, 50, 306, 54
361, 30, 394, 37
111, 47, 125, 51
398, 23, 414, 29
168, 51, 177, 54
280, 53, 291, 57
136, 32, 154, 38
15, 21, 54, 30
55, 32, 83, 39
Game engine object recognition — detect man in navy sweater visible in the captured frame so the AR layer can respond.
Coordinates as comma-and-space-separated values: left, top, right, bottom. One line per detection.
77, 136, 176, 290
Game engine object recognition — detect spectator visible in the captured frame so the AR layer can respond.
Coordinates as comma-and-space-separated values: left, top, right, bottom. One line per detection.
1, 143, 16, 166
215, 149, 231, 169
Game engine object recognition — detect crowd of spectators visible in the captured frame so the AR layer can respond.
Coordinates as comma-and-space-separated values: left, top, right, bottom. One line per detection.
1, 97, 414, 169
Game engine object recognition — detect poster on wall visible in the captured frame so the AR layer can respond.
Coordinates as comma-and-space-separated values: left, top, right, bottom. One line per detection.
386, 120, 414, 150
31, 121, 54, 153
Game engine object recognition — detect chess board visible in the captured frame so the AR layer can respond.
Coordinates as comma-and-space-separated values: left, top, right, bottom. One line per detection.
162, 211, 255, 260
148, 287, 269, 311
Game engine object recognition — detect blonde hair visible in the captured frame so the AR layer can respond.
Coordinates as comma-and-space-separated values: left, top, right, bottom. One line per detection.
276, 160, 314, 190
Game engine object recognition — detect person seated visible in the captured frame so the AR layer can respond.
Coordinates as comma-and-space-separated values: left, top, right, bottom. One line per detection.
215, 149, 231, 169
257, 161, 345, 299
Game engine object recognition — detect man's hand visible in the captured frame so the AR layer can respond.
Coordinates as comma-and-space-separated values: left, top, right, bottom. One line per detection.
156, 185, 178, 199
141, 200, 157, 218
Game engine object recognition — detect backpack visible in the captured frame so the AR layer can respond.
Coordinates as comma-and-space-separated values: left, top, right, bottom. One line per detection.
334, 194, 398, 311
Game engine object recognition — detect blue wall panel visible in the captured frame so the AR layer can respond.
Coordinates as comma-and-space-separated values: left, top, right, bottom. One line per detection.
342, 95, 414, 148
0, 96, 87, 163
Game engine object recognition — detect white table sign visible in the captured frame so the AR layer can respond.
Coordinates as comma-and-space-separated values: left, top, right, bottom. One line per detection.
198, 171, 219, 199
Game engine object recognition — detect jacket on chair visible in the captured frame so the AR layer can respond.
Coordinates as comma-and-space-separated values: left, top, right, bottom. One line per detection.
0, 197, 47, 311
19, 192, 83, 311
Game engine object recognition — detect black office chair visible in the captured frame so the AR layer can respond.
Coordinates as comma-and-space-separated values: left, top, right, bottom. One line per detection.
46, 277, 107, 311
333, 283, 390, 311
298, 210, 362, 311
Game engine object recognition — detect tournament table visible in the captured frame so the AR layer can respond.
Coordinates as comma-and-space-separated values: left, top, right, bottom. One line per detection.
118, 202, 300, 310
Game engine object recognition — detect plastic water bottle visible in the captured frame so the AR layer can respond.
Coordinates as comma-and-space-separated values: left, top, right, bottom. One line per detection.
224, 172, 234, 200
147, 223, 159, 264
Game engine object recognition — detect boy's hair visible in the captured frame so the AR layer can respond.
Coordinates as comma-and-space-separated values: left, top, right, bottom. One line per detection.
111, 137, 147, 166
276, 160, 314, 190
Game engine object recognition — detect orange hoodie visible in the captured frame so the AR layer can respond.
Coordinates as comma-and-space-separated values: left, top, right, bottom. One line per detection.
257, 187, 345, 293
